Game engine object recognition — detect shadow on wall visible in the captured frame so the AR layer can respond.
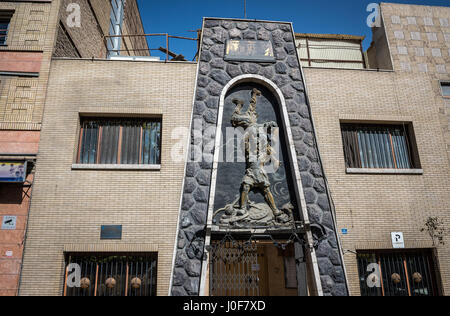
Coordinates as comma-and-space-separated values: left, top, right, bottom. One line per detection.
0, 184, 26, 205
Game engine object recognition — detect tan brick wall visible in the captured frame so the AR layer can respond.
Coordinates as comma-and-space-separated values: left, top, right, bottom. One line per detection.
303, 67, 450, 296
0, 0, 60, 130
378, 2, 450, 164
19, 59, 197, 296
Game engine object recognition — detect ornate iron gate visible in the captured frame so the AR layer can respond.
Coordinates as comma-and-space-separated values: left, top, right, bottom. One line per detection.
210, 237, 261, 296
209, 234, 303, 296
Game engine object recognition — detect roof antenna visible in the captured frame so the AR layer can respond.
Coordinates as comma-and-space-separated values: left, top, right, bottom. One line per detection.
244, 0, 247, 19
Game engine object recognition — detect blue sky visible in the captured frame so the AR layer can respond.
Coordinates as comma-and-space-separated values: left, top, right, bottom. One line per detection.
136, 0, 450, 61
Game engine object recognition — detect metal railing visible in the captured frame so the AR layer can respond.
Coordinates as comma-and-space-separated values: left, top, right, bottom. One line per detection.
103, 32, 199, 61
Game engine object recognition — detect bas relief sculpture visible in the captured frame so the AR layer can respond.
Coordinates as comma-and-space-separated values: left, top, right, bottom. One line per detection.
213, 87, 295, 229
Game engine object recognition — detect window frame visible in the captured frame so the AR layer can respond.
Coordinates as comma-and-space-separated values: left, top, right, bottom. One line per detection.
63, 252, 158, 297
439, 81, 450, 98
357, 249, 441, 297
75, 116, 162, 168
0, 11, 14, 46
340, 121, 422, 173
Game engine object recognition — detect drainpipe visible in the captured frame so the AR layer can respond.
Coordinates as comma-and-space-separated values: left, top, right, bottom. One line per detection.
108, 0, 125, 58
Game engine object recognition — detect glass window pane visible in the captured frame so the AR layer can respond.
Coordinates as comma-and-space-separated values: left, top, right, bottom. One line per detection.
344, 124, 414, 169
441, 83, 450, 97
0, 20, 8, 45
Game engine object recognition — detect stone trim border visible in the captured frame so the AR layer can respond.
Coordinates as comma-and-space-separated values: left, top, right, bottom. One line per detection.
168, 18, 206, 296
170, 17, 349, 296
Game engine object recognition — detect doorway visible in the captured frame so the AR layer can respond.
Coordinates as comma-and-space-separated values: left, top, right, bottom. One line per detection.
210, 239, 298, 296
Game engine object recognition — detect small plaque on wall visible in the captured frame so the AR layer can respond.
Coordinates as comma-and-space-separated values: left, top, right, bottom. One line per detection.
224, 40, 276, 62
101, 225, 122, 240
2, 216, 17, 230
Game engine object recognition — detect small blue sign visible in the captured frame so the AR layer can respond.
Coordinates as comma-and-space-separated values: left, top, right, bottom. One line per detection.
341, 228, 348, 235
100, 225, 122, 240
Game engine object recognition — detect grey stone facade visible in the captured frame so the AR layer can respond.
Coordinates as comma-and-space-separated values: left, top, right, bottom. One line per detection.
171, 18, 348, 296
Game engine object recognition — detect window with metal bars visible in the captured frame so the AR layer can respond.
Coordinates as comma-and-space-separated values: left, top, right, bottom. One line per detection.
77, 118, 161, 165
357, 250, 440, 296
63, 253, 157, 296
0, 14, 12, 46
341, 123, 420, 169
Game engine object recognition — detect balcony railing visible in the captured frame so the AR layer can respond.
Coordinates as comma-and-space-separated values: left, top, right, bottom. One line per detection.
103, 32, 199, 62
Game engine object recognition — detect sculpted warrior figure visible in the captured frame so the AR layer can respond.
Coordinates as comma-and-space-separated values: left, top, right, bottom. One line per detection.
230, 88, 290, 224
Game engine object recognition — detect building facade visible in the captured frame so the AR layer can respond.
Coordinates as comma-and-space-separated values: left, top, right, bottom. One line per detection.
0, 1, 448, 297
0, 0, 146, 296
310, 2, 449, 296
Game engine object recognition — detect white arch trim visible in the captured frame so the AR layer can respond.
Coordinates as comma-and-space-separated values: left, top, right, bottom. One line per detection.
199, 74, 324, 296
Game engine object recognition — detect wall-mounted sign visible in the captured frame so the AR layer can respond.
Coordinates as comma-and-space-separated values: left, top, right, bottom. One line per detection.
100, 225, 122, 240
341, 228, 348, 235
391, 232, 405, 249
5, 251, 13, 257
0, 161, 27, 183
1, 216, 17, 230
224, 40, 276, 62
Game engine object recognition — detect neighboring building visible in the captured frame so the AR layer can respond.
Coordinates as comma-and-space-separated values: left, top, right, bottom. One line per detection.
0, 0, 147, 296
18, 59, 196, 296
302, 2, 450, 296
368, 2, 450, 163
295, 33, 367, 69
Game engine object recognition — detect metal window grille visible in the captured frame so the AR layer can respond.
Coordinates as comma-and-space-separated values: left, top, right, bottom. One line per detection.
77, 118, 161, 165
357, 250, 440, 296
63, 253, 157, 297
341, 124, 415, 169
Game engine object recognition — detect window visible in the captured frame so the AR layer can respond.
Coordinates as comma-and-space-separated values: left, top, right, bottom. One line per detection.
77, 118, 161, 165
357, 250, 440, 296
441, 82, 450, 97
63, 253, 157, 296
0, 13, 12, 46
341, 123, 420, 170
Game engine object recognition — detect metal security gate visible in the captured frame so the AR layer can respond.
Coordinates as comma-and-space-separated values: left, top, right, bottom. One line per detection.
210, 238, 261, 296
63, 253, 157, 296
358, 250, 440, 296
210, 234, 301, 296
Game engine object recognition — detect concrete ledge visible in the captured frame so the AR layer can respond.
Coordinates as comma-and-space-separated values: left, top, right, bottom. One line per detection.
346, 168, 424, 175
72, 164, 161, 171
64, 244, 159, 253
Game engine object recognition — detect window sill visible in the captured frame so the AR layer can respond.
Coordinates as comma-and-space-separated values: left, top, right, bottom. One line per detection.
72, 164, 161, 171
346, 168, 423, 175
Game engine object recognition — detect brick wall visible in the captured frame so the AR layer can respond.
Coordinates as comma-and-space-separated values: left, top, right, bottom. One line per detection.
303, 67, 450, 296
19, 59, 197, 296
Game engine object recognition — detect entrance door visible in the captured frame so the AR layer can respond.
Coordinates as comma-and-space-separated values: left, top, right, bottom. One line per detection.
357, 249, 441, 296
210, 239, 298, 296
